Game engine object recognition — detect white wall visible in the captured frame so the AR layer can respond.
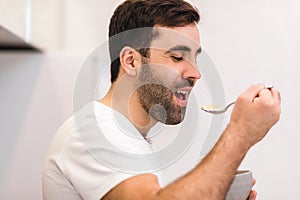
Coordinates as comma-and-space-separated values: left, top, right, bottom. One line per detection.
196, 0, 300, 199
0, 0, 122, 51
0, 0, 27, 40
0, 52, 85, 199
0, 0, 299, 199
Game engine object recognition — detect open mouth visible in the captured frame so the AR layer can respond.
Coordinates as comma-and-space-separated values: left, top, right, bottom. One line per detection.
174, 88, 191, 107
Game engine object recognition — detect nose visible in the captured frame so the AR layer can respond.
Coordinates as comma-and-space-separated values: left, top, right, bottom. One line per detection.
182, 61, 201, 81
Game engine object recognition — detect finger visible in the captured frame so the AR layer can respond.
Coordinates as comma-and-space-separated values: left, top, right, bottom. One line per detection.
243, 84, 266, 101
270, 87, 281, 103
254, 87, 273, 103
252, 178, 256, 186
247, 190, 257, 200
253, 88, 272, 104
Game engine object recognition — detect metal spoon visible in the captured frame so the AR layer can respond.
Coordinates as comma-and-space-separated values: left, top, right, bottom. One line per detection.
201, 102, 235, 115
201, 85, 273, 115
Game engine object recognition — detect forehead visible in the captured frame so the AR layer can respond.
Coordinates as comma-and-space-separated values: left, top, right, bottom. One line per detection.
150, 24, 201, 52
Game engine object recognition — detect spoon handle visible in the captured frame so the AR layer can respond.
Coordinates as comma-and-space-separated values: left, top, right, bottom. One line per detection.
224, 102, 235, 111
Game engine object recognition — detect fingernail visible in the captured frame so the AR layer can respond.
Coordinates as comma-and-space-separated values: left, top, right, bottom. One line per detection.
265, 84, 273, 89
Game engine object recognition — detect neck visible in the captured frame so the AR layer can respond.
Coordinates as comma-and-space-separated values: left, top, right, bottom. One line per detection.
100, 81, 157, 138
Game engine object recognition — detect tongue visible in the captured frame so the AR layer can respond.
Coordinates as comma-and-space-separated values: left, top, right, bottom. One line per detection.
175, 93, 185, 100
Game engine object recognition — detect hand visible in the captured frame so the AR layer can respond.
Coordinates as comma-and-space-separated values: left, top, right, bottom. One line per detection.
247, 179, 257, 200
229, 84, 281, 148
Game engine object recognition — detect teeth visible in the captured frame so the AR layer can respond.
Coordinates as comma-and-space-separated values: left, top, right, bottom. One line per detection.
176, 90, 189, 95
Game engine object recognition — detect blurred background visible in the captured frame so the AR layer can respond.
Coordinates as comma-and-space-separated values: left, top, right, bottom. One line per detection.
0, 0, 299, 199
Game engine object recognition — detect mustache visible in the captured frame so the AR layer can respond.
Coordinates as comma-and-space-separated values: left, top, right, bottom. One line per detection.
138, 63, 195, 90
138, 77, 195, 92
172, 77, 195, 90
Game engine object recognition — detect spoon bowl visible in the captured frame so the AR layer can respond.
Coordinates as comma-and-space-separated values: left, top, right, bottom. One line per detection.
201, 102, 235, 115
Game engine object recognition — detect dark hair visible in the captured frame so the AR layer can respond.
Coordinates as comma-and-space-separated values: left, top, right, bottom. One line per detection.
109, 0, 200, 83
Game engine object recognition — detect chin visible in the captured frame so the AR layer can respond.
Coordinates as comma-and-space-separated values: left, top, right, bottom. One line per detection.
165, 120, 182, 125
148, 101, 187, 125
162, 112, 186, 125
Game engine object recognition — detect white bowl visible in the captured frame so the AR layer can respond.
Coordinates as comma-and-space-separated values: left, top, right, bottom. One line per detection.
225, 170, 253, 200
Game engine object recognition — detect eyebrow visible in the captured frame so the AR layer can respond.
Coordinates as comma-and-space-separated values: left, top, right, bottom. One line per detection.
165, 45, 202, 54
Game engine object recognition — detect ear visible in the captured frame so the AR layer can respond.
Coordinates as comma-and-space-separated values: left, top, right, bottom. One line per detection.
119, 46, 141, 77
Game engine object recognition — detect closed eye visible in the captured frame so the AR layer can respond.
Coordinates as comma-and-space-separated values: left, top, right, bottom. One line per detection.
171, 55, 184, 62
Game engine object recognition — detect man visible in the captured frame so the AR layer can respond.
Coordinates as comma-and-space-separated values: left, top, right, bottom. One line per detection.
42, 0, 281, 200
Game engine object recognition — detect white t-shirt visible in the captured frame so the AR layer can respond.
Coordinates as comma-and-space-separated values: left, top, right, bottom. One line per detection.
42, 101, 165, 200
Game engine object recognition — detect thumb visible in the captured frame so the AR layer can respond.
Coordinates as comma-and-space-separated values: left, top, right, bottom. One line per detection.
243, 84, 266, 102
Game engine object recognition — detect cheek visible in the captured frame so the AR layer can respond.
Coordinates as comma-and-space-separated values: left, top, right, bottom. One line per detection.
147, 55, 184, 82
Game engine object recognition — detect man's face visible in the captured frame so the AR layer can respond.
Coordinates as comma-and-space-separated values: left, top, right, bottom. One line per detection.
137, 24, 201, 125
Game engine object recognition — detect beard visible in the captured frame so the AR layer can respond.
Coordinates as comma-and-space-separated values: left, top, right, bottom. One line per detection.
137, 61, 192, 125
